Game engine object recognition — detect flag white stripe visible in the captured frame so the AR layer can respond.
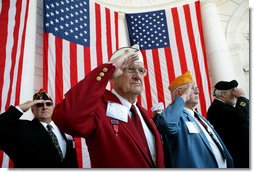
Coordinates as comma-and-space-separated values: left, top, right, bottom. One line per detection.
62, 40, 70, 95
77, 44, 85, 81
145, 50, 159, 107
48, 34, 56, 102
110, 10, 116, 53
158, 48, 171, 106
100, 5, 108, 63
165, 10, 181, 78
89, 1, 97, 70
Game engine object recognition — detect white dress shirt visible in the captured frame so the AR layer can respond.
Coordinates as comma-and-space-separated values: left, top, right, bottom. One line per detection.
41, 121, 67, 158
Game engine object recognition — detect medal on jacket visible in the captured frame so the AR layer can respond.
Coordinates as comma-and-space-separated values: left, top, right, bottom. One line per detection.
111, 120, 119, 136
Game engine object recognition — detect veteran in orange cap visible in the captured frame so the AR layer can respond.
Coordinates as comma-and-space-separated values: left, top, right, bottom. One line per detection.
153, 71, 234, 168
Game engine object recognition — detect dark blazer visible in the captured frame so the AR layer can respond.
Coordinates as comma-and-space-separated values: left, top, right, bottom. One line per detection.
207, 97, 249, 168
0, 106, 78, 168
154, 96, 234, 168
52, 63, 165, 168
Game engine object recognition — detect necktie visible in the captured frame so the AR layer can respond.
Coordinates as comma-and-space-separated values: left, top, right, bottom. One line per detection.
130, 105, 150, 154
194, 112, 226, 159
47, 124, 64, 162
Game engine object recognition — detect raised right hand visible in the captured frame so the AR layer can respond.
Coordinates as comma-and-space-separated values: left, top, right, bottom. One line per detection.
19, 100, 44, 112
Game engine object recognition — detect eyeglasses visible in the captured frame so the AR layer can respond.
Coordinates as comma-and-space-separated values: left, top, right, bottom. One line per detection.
123, 66, 147, 76
36, 102, 53, 108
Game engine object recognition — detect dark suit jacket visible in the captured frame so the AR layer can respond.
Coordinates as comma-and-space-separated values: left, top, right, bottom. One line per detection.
0, 106, 78, 168
207, 97, 249, 168
52, 63, 165, 168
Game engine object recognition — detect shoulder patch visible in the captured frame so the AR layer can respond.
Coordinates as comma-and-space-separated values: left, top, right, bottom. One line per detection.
239, 102, 246, 107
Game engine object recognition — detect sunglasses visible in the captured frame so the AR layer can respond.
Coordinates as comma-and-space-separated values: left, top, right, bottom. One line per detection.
36, 102, 53, 108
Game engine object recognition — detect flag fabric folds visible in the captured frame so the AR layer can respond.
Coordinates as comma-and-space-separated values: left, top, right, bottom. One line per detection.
0, 0, 30, 168
43, 0, 119, 168
125, 0, 211, 115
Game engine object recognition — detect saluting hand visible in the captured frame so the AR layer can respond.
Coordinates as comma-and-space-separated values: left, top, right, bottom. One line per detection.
19, 100, 44, 112
110, 50, 139, 79
232, 87, 245, 98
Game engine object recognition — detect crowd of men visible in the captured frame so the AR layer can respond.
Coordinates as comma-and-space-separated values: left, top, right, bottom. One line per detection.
0, 45, 249, 168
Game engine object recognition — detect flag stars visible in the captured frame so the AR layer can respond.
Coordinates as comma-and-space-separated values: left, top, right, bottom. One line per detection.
44, 0, 90, 46
126, 10, 169, 49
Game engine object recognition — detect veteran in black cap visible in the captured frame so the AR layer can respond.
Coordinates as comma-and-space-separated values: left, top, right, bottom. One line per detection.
207, 80, 249, 168
0, 89, 78, 168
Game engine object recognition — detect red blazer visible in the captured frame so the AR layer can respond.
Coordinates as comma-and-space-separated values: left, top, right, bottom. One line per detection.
52, 63, 164, 168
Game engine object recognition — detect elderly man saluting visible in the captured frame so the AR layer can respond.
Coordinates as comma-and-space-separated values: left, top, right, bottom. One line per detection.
153, 71, 233, 168
52, 44, 164, 168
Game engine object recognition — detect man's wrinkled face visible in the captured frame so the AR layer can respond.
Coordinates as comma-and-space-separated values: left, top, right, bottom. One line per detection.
113, 62, 147, 97
31, 100, 54, 122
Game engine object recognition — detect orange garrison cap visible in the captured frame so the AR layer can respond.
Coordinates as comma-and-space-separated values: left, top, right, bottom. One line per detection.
168, 71, 194, 92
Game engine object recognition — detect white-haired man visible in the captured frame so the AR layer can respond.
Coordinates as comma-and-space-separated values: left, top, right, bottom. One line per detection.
153, 71, 233, 168
207, 80, 249, 168
52, 45, 164, 168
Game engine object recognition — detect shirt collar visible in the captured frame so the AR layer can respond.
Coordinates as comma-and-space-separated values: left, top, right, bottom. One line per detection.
112, 89, 136, 110
184, 107, 195, 118
40, 120, 56, 130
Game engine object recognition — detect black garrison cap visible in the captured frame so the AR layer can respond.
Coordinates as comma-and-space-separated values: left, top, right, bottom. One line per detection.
33, 88, 53, 101
214, 80, 238, 90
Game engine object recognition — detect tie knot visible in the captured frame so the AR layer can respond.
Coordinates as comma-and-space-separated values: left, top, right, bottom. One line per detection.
47, 124, 53, 131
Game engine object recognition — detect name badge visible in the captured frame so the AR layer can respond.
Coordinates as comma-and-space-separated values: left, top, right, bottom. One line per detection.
186, 121, 200, 133
106, 102, 129, 122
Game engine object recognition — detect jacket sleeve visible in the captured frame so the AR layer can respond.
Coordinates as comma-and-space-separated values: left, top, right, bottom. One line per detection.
235, 96, 249, 120
52, 63, 116, 137
160, 96, 185, 135
0, 106, 23, 149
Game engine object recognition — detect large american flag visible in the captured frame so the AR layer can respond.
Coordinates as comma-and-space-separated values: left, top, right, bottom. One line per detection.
0, 0, 30, 168
126, 1, 212, 115
43, 0, 119, 168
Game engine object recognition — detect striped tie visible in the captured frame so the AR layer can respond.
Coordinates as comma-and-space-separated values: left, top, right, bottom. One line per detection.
47, 124, 64, 162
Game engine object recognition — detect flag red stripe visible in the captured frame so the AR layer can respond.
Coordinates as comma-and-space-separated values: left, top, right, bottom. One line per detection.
171, 7, 188, 73
95, 3, 103, 66
84, 46, 91, 75
152, 49, 165, 104
0, 0, 10, 110
114, 12, 119, 50
105, 8, 112, 61
195, 1, 212, 101
5, 0, 22, 109
183, 4, 207, 114
15, 0, 30, 106
142, 51, 152, 110
70, 42, 78, 87
74, 138, 82, 168
164, 47, 176, 85
43, 33, 49, 90
55, 37, 63, 104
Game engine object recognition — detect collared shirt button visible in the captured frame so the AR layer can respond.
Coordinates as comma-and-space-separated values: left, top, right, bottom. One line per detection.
103, 67, 108, 72
99, 72, 105, 77
96, 76, 102, 81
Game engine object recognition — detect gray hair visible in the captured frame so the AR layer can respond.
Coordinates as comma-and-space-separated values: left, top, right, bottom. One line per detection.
213, 89, 230, 98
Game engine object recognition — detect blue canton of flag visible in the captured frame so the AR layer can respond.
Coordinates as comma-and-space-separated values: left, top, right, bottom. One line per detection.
126, 10, 170, 50
44, 0, 90, 46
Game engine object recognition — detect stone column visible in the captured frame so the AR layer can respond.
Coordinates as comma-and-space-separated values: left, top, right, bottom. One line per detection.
200, 0, 235, 85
